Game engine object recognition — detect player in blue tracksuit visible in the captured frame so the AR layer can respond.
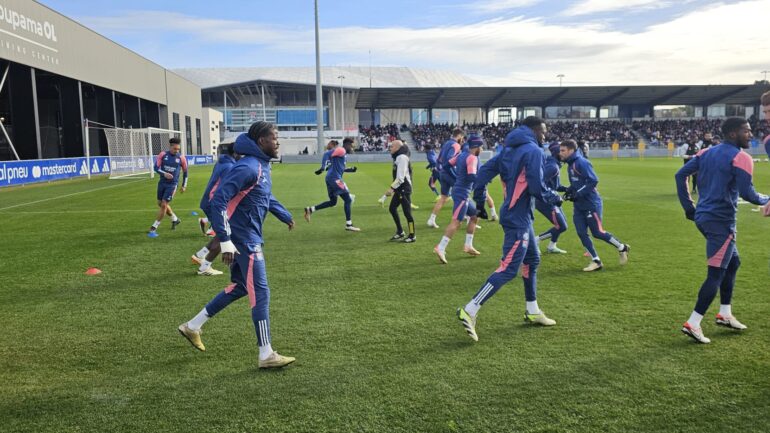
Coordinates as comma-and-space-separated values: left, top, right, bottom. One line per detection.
178, 122, 297, 369
456, 118, 563, 341
433, 134, 484, 263
535, 142, 569, 254
675, 117, 770, 344
314, 139, 337, 175
560, 139, 630, 272
304, 138, 360, 231
148, 137, 188, 235
191, 143, 239, 276
427, 128, 466, 228
426, 144, 440, 196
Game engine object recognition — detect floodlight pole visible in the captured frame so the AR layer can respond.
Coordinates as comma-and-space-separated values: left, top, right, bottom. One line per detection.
314, 0, 324, 154
762, 70, 769, 82
338, 75, 345, 135
557, 74, 565, 87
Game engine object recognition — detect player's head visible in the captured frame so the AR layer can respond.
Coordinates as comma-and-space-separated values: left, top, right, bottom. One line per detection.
703, 132, 712, 142
559, 139, 578, 161
219, 142, 239, 159
247, 121, 280, 158
343, 137, 355, 154
466, 133, 484, 155
578, 140, 589, 158
389, 139, 404, 155
326, 140, 338, 150
721, 117, 752, 149
452, 128, 465, 144
548, 142, 561, 159
761, 90, 770, 120
168, 137, 181, 155
522, 116, 546, 144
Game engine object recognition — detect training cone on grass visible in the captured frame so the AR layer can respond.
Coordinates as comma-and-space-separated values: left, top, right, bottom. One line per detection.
191, 211, 199, 216
85, 267, 102, 275
147, 232, 159, 238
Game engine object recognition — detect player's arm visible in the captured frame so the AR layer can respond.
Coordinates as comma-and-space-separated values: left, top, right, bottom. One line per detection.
447, 143, 461, 167
573, 159, 598, 199
180, 156, 189, 191
210, 164, 254, 244
674, 156, 699, 220
524, 150, 562, 207
386, 155, 409, 195
732, 151, 770, 206
269, 194, 295, 229
316, 151, 330, 175
472, 153, 501, 207
155, 152, 172, 179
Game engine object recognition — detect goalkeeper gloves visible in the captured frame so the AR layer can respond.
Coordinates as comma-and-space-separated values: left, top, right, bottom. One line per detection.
220, 240, 239, 255
685, 208, 695, 221
314, 168, 323, 175
377, 195, 387, 207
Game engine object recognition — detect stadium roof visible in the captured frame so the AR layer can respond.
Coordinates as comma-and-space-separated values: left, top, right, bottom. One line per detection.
173, 67, 484, 90
355, 84, 770, 109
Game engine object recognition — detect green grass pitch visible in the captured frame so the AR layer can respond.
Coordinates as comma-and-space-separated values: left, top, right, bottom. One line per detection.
0, 158, 768, 433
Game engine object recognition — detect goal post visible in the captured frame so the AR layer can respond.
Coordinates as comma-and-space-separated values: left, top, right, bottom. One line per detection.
95, 125, 184, 180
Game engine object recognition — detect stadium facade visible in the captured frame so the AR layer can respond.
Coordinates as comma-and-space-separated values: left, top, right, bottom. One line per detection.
0, 0, 209, 161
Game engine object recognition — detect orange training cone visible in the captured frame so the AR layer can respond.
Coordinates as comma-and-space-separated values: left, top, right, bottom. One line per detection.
85, 267, 102, 275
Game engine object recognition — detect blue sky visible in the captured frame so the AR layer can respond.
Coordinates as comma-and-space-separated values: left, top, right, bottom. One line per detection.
37, 0, 769, 85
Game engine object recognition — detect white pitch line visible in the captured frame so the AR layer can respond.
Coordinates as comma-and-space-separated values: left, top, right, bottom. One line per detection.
0, 209, 201, 214
0, 179, 148, 211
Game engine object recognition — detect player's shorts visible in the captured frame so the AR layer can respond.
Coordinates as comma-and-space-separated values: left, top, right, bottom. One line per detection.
325, 178, 350, 197
696, 221, 737, 269
439, 172, 455, 196
157, 182, 178, 202
451, 195, 477, 221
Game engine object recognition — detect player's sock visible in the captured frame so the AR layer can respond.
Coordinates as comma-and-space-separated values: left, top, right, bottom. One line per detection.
719, 304, 732, 318
198, 260, 212, 272
152, 220, 161, 230
428, 213, 437, 223
464, 300, 480, 317
548, 241, 557, 249
609, 237, 623, 250
310, 206, 316, 213
465, 234, 474, 247
196, 247, 210, 259
687, 311, 704, 328
188, 308, 210, 331
592, 255, 601, 261
171, 214, 179, 222
258, 344, 274, 361
526, 300, 541, 315
438, 236, 451, 252
489, 208, 498, 219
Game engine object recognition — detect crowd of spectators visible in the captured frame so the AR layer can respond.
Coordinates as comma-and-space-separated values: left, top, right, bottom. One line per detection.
357, 123, 401, 152
632, 119, 723, 145
361, 117, 769, 153
409, 120, 634, 150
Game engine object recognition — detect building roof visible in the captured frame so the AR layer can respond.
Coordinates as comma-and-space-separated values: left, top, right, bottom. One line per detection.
173, 66, 485, 90
354, 84, 770, 109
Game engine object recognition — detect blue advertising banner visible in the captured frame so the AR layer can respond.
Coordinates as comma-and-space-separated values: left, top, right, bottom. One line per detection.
0, 155, 214, 187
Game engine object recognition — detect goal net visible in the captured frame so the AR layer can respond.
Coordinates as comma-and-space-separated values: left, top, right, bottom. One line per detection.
101, 127, 184, 179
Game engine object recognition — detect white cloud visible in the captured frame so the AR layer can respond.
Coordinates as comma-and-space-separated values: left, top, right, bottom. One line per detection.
470, 0, 543, 13
562, 0, 672, 16
79, 0, 770, 86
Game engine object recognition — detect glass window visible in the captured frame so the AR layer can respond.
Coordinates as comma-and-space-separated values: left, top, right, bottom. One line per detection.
185, 116, 192, 154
